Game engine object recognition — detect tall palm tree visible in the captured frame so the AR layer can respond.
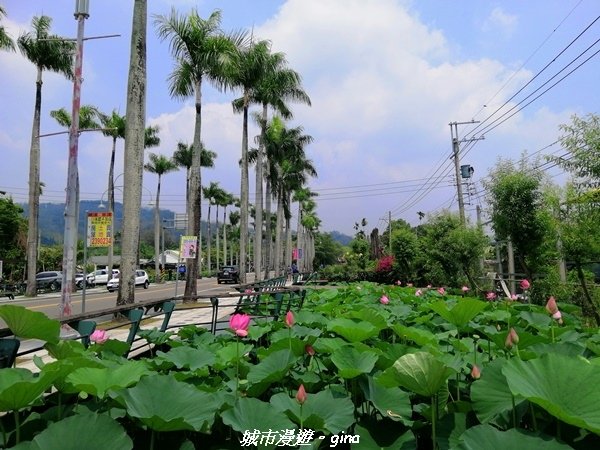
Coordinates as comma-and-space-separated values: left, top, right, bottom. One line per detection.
229, 39, 272, 283
0, 6, 15, 52
144, 153, 178, 282
213, 186, 229, 271
244, 51, 311, 281
155, 8, 240, 301
18, 16, 75, 297
292, 188, 317, 271
98, 110, 160, 278
203, 181, 221, 273
228, 209, 240, 265
118, 0, 147, 306
220, 192, 236, 265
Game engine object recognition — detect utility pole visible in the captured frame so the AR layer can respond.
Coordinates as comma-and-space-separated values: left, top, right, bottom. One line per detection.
388, 211, 392, 254
449, 121, 482, 225
60, 0, 89, 319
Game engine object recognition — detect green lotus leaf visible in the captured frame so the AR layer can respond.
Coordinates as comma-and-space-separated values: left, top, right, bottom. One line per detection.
9, 412, 133, 450
327, 318, 379, 342
67, 360, 148, 399
222, 397, 295, 433
44, 340, 87, 359
0, 305, 60, 344
525, 342, 585, 359
519, 311, 552, 329
347, 308, 388, 331
0, 368, 58, 412
269, 388, 355, 434
247, 349, 297, 395
392, 324, 437, 346
213, 342, 253, 369
354, 421, 416, 450
330, 345, 378, 379
294, 310, 328, 326
259, 336, 307, 357
503, 353, 600, 434
429, 299, 487, 328
456, 424, 569, 450
39, 356, 105, 394
361, 375, 412, 424
155, 346, 215, 371
471, 358, 524, 424
112, 374, 220, 432
481, 309, 511, 323
392, 352, 454, 397
314, 337, 347, 354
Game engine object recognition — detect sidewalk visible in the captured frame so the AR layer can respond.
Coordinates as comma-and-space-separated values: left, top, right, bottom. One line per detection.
14, 295, 241, 372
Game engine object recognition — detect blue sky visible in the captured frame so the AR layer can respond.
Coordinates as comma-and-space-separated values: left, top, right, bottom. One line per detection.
1, 0, 598, 235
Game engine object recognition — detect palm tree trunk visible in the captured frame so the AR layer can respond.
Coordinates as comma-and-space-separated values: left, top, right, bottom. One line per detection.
296, 204, 303, 271
223, 208, 227, 265
154, 176, 161, 282
274, 194, 284, 276
107, 136, 117, 277
216, 204, 220, 272
207, 203, 212, 274
253, 104, 267, 282
184, 79, 203, 301
264, 177, 272, 279
117, 0, 147, 306
239, 100, 249, 283
25, 67, 43, 297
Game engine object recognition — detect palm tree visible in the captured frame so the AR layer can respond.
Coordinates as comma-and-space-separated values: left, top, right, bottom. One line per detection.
0, 6, 15, 52
229, 39, 272, 283
155, 8, 241, 301
18, 16, 75, 297
243, 50, 311, 281
203, 181, 221, 274
144, 153, 178, 282
220, 192, 236, 265
118, 0, 147, 306
292, 188, 317, 271
98, 110, 160, 278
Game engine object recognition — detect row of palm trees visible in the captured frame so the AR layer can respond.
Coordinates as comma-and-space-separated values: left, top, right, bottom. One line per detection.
1, 3, 320, 304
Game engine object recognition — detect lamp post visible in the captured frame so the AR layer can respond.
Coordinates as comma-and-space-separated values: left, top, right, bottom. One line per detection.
60, 0, 89, 320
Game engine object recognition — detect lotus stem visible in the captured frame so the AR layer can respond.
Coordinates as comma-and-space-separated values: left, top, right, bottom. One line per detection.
431, 394, 437, 450
150, 429, 155, 450
300, 403, 304, 430
288, 327, 292, 352
530, 402, 537, 431
13, 411, 20, 444
551, 322, 555, 343
511, 395, 517, 428
235, 337, 240, 398
456, 373, 461, 401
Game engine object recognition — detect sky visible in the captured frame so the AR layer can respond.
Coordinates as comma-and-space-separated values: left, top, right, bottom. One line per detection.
1, 0, 599, 236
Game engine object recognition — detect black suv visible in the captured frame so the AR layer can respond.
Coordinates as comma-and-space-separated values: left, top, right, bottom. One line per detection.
217, 265, 240, 284
36, 271, 62, 291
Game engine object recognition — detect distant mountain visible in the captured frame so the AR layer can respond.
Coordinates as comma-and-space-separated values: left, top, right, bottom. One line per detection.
328, 230, 352, 246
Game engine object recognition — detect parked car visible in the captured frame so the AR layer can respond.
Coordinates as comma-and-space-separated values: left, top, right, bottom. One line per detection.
75, 272, 92, 289
217, 265, 240, 284
86, 269, 119, 287
35, 271, 62, 291
106, 270, 149, 292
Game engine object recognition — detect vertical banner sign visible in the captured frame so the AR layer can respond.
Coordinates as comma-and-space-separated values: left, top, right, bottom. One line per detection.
180, 236, 198, 259
87, 212, 113, 247
292, 248, 298, 260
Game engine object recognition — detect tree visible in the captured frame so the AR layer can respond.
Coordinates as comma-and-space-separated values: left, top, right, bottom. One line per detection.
219, 191, 236, 266
238, 48, 311, 281
18, 16, 75, 297
118, 0, 147, 306
0, 6, 15, 52
313, 232, 343, 268
293, 188, 317, 271
484, 157, 553, 281
155, 8, 239, 300
0, 196, 26, 280
549, 114, 600, 324
144, 153, 178, 281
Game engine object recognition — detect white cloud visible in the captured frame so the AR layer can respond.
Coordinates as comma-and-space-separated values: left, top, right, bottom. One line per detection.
482, 7, 518, 37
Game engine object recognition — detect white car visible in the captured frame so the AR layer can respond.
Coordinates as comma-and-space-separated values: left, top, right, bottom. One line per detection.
87, 269, 119, 286
106, 270, 149, 292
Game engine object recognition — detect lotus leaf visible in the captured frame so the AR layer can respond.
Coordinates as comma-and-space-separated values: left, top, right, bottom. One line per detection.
456, 424, 570, 450
328, 318, 379, 342
392, 324, 437, 347
0, 305, 60, 344
503, 353, 600, 434
112, 374, 220, 432
155, 346, 215, 371
67, 360, 148, 399
222, 397, 295, 433
361, 375, 412, 424
330, 345, 378, 379
0, 368, 58, 412
354, 422, 416, 450
9, 412, 133, 450
429, 299, 487, 328
392, 352, 454, 397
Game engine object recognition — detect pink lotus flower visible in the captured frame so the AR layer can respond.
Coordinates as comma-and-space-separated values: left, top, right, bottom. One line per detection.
296, 384, 307, 404
505, 328, 519, 348
437, 287, 445, 295
395, 280, 402, 286
462, 286, 470, 293
285, 311, 295, 328
545, 296, 558, 314
407, 282, 413, 287
510, 294, 518, 301
244, 289, 254, 294
546, 296, 563, 324
520, 279, 530, 290
415, 289, 422, 297
427, 284, 432, 288
471, 365, 481, 379
305, 345, 315, 356
90, 329, 108, 344
229, 313, 251, 337
486, 291, 497, 301
380, 295, 390, 304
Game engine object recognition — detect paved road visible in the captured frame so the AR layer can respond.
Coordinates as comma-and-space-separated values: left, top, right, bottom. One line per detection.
0, 277, 240, 323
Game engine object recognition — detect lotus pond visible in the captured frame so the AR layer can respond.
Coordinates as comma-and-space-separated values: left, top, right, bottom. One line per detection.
1, 282, 599, 449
